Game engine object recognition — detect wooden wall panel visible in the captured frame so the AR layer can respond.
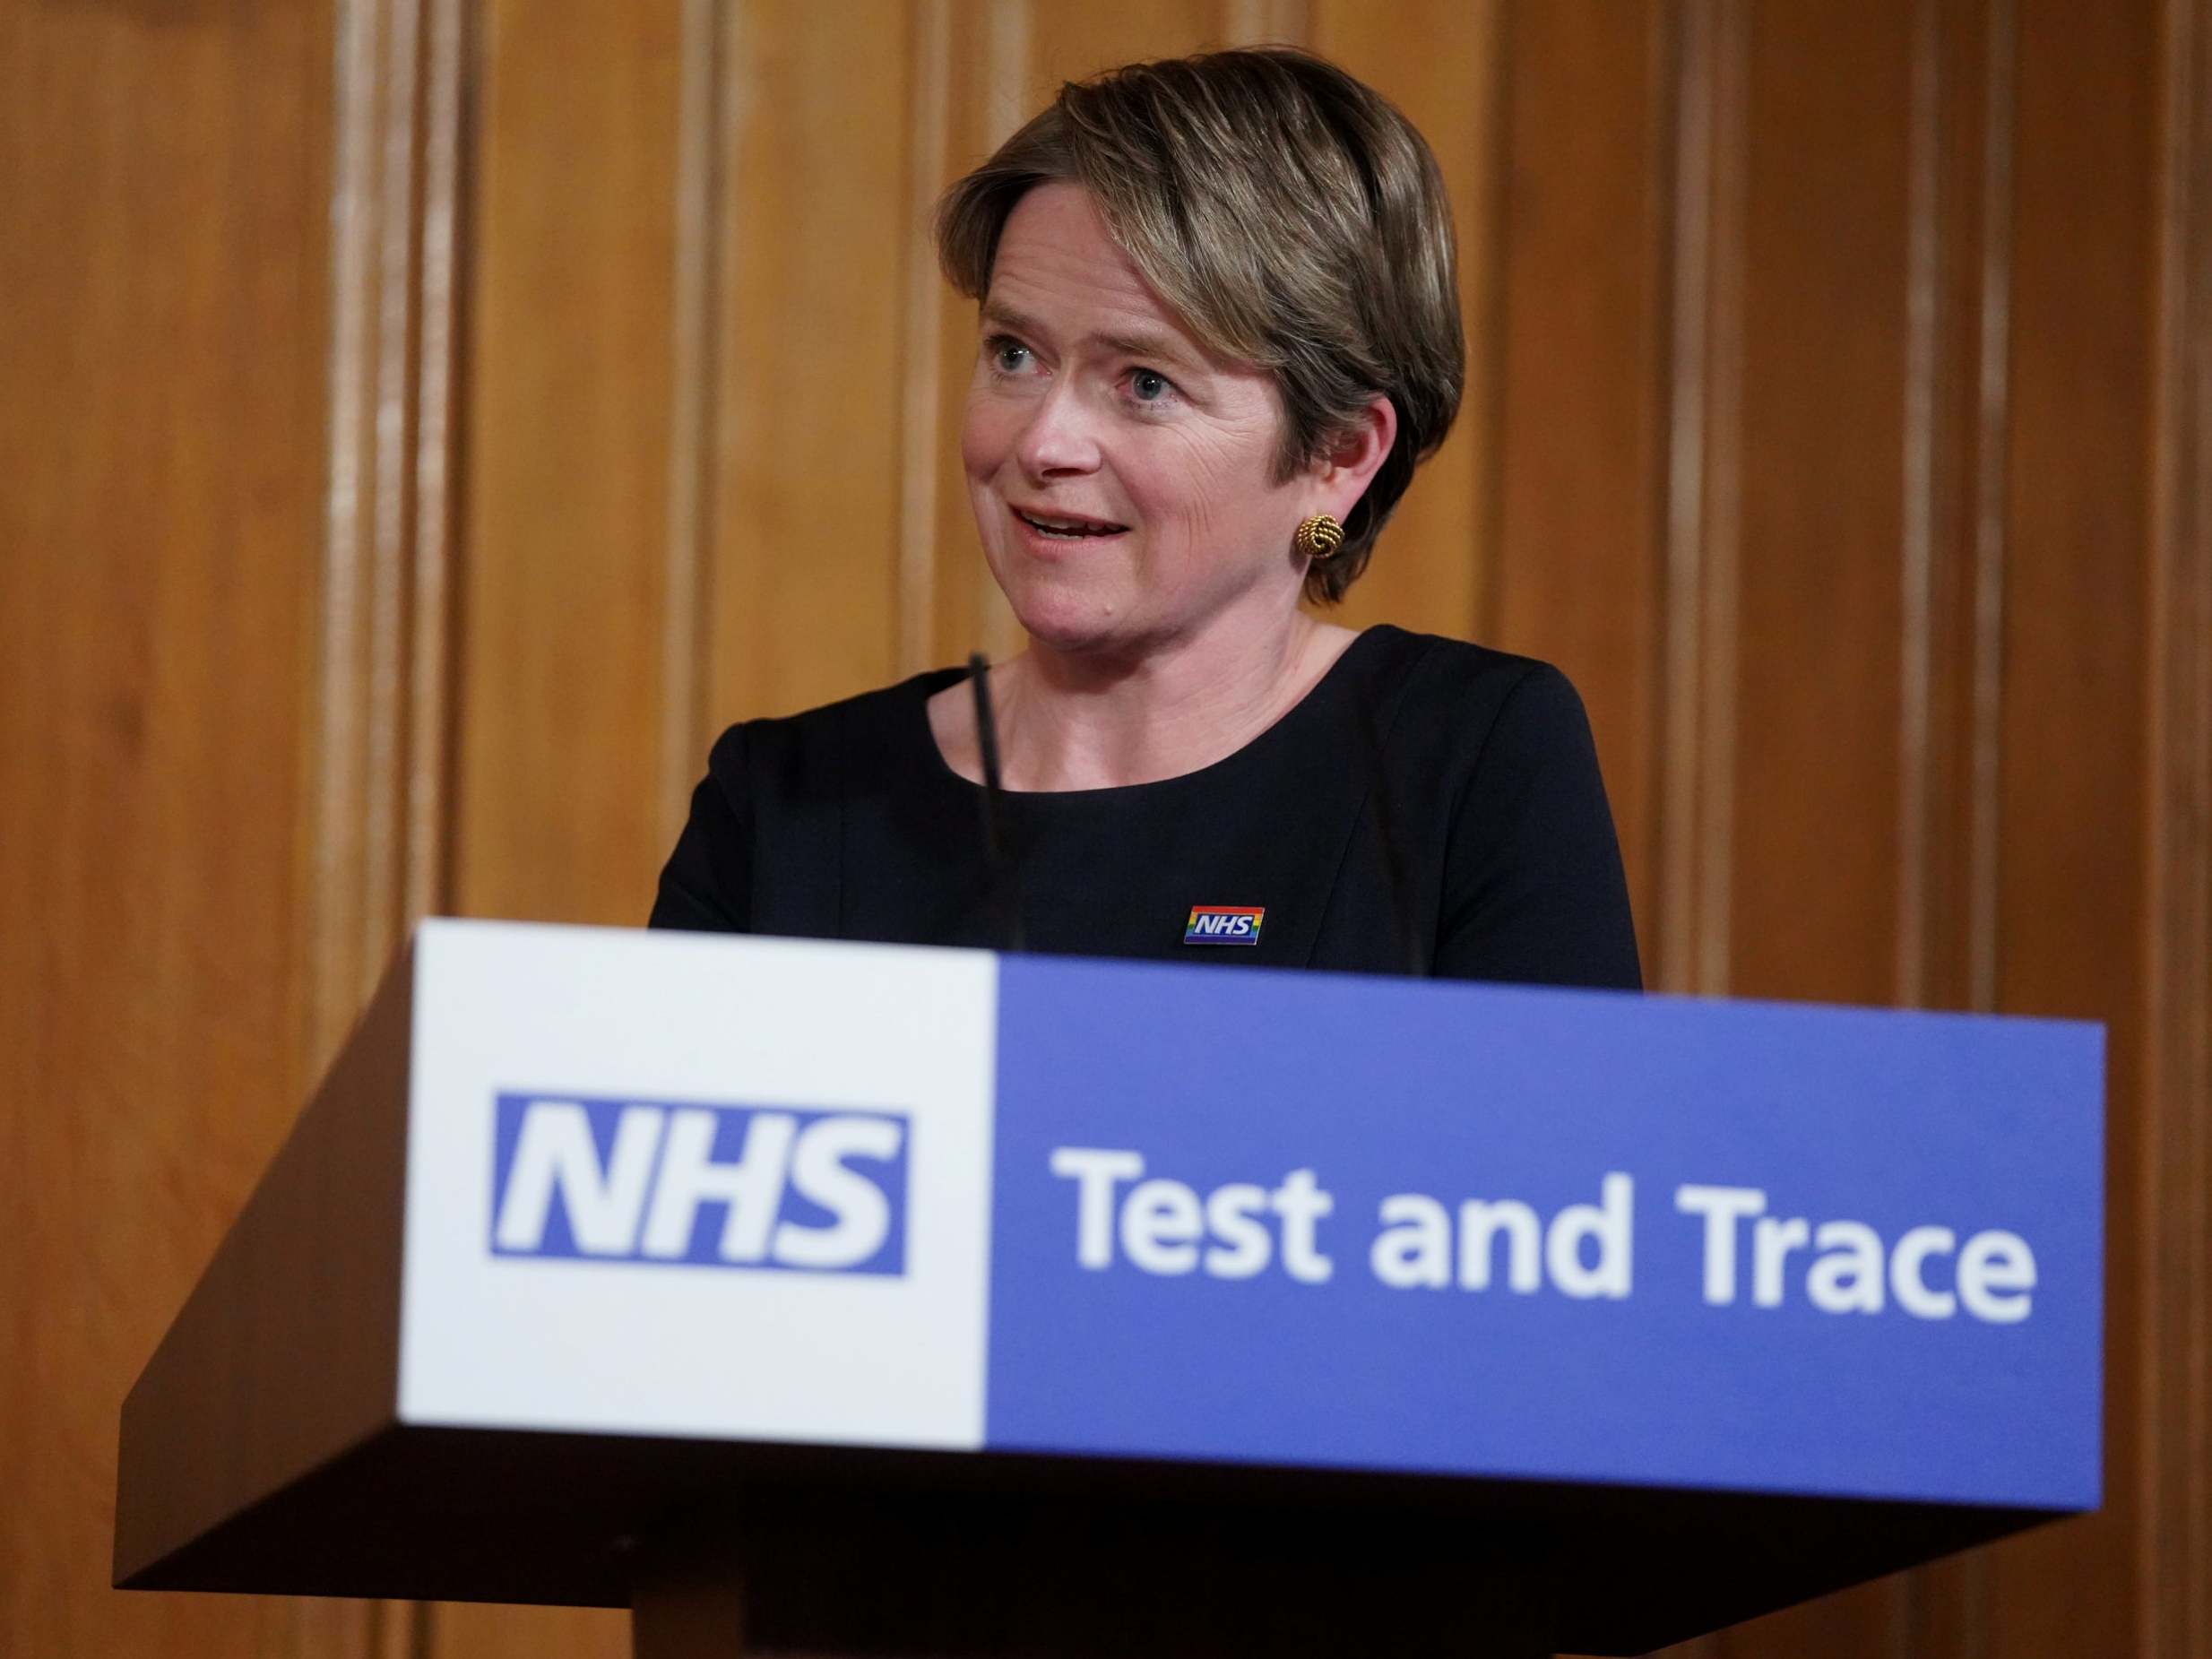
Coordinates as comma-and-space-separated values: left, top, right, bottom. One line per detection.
1489, 0, 1672, 963
0, 3, 351, 1657
1657, 10, 1908, 1655
454, 0, 686, 928
1725, 0, 1915, 1013
2145, 8, 2212, 1652
1897, 1, 2014, 1648
1655, 0, 1750, 1002
431, 1598, 630, 1659
1981, 2, 2162, 1655
1907, 0, 2002, 1027
1024, 0, 1230, 90
706, 0, 916, 723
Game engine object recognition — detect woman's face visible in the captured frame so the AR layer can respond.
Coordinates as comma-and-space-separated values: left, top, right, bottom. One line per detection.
961, 183, 1313, 657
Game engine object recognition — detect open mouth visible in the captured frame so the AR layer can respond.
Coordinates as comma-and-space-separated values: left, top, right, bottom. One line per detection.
1013, 505, 1129, 540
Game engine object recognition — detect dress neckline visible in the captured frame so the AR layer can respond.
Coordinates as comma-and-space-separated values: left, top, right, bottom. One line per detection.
911, 625, 1393, 804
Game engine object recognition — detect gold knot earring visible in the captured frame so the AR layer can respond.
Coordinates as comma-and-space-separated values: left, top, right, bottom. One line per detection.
1293, 514, 1345, 561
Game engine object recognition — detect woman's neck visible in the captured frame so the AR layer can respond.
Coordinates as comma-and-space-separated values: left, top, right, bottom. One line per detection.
938, 609, 1360, 791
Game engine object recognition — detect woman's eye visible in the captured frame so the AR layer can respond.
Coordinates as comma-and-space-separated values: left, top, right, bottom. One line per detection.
1129, 368, 1173, 404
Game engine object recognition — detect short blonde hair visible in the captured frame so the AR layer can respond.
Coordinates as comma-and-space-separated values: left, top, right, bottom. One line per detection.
936, 48, 1465, 603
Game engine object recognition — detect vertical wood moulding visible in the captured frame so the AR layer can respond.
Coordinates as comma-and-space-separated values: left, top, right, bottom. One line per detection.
658, 0, 726, 850
1897, 0, 1943, 1013
1696, 0, 1745, 1000
311, 3, 461, 1063
1653, 25, 1721, 1598
2147, 0, 2212, 1649
1638, 0, 1681, 912
408, 0, 463, 932
375, 1598, 430, 1659
315, 0, 466, 1205
314, 0, 462, 1058
360, 0, 424, 995
313, 0, 385, 1062
1657, 0, 1711, 998
1966, 0, 2016, 1019
1931, 13, 2014, 1646
900, 0, 955, 678
310, 0, 464, 1651
1658, 0, 1744, 998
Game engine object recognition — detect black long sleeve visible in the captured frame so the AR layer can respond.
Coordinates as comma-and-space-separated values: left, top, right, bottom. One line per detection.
1432, 665, 1641, 987
650, 724, 751, 933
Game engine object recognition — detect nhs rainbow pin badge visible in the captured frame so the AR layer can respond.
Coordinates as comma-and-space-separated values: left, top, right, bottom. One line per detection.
1183, 905, 1265, 946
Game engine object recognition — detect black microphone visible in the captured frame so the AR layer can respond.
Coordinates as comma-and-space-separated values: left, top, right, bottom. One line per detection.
967, 652, 1026, 952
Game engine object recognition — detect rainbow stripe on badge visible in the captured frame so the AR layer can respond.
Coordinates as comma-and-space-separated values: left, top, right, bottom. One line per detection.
1184, 905, 1265, 946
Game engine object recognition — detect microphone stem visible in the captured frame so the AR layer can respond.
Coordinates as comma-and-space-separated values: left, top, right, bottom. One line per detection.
968, 652, 1025, 952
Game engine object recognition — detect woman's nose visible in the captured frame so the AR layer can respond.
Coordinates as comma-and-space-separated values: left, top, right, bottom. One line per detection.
1014, 383, 1102, 479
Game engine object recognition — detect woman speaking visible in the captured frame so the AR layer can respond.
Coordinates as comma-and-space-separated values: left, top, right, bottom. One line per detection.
652, 47, 1639, 989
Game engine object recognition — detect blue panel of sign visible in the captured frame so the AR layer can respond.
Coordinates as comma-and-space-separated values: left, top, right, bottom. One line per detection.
985, 959, 2102, 1510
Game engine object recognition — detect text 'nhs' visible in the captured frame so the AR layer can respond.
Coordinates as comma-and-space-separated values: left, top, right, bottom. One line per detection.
491, 1094, 907, 1274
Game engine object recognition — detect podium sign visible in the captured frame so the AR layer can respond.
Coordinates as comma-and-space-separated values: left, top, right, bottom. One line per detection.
118, 920, 2104, 1654
991, 959, 2098, 1509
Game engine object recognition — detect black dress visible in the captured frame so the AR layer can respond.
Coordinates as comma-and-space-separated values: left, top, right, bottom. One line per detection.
650, 624, 1641, 989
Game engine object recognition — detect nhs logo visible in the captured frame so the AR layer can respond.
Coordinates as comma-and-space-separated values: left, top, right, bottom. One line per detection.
1184, 905, 1264, 946
490, 1093, 909, 1275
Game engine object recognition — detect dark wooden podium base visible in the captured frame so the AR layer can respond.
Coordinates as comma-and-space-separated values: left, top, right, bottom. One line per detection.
633, 1550, 747, 1659
628, 1513, 1557, 1659
116, 1420, 2050, 1653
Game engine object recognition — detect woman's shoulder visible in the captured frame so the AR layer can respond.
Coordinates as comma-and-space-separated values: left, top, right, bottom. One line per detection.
1358, 626, 1591, 743
703, 668, 955, 765
690, 668, 968, 814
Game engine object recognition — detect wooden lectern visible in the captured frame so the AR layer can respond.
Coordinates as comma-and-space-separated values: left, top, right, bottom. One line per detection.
116, 920, 2104, 1655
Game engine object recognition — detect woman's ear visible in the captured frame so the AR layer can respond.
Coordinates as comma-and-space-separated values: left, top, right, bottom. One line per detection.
1311, 394, 1398, 519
